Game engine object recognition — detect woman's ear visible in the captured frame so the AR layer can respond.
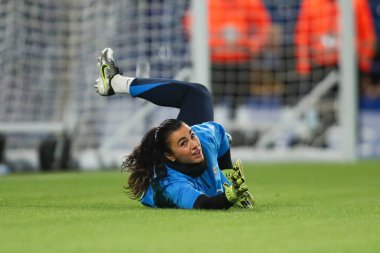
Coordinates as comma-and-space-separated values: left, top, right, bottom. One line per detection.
165, 152, 175, 162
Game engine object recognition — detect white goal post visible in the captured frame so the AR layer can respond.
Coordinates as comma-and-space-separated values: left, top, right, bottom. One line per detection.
338, 0, 359, 161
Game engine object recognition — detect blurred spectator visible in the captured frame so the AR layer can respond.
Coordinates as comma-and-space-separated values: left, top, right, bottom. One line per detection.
295, 0, 376, 76
293, 0, 376, 146
184, 0, 272, 119
210, 0, 272, 119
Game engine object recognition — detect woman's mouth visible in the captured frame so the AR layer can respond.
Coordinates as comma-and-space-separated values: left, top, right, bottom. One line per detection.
192, 149, 203, 158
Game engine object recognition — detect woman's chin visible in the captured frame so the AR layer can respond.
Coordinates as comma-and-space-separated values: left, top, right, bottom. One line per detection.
191, 154, 204, 163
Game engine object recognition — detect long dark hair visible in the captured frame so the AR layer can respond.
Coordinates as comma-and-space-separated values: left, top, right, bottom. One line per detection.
122, 119, 184, 199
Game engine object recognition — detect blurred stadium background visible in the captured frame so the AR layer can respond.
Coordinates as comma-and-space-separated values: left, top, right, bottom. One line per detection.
1, 0, 380, 172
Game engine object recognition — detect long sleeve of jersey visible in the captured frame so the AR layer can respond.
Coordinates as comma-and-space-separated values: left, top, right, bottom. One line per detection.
218, 148, 233, 170
193, 194, 233, 210
201, 122, 233, 170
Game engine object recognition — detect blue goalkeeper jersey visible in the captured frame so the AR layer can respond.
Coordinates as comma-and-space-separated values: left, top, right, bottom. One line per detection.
140, 121, 231, 209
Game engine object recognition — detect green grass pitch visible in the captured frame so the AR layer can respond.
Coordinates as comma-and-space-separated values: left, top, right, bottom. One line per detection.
1, 161, 379, 253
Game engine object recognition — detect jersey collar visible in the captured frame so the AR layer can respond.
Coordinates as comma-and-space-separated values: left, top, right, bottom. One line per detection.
166, 155, 208, 178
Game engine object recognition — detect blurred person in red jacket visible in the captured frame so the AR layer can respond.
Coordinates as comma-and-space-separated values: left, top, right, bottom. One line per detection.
185, 0, 272, 119
295, 0, 376, 77
292, 0, 376, 147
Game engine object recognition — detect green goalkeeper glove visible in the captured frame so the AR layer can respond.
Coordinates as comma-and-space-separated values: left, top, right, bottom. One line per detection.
223, 179, 249, 204
235, 191, 255, 209
222, 159, 255, 208
222, 159, 246, 185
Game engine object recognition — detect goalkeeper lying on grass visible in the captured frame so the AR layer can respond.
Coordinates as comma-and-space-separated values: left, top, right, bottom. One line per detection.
95, 48, 255, 209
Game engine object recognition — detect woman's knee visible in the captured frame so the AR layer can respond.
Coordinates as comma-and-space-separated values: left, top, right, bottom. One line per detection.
191, 83, 212, 103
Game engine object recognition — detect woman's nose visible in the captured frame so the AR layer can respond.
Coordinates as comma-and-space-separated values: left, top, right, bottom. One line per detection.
190, 140, 199, 148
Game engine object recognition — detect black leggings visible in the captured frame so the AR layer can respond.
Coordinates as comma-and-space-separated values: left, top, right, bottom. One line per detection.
130, 78, 214, 126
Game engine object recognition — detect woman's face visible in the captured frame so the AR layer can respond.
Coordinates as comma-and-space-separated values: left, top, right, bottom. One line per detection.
165, 123, 204, 164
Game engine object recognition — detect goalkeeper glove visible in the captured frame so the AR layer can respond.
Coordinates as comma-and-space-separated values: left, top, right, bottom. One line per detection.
223, 179, 249, 204
222, 159, 245, 184
234, 191, 255, 209
222, 159, 255, 208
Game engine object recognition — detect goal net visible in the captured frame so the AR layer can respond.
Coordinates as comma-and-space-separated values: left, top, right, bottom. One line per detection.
0, 0, 372, 170
0, 0, 190, 170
